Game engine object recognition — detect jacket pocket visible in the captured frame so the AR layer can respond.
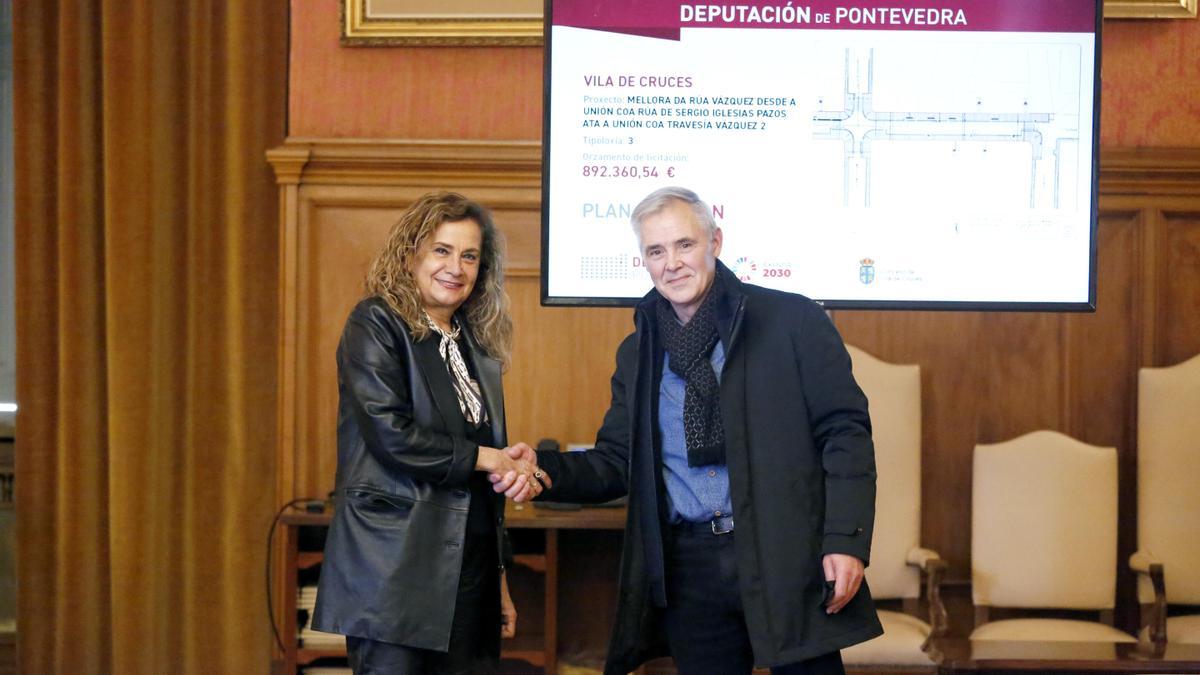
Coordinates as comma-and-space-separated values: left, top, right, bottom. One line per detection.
344, 486, 414, 525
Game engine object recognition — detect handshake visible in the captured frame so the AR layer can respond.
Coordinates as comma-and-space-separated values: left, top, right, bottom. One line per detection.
478, 442, 551, 503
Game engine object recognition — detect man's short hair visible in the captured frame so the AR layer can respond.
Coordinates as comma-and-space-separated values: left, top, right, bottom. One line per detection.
630, 186, 718, 242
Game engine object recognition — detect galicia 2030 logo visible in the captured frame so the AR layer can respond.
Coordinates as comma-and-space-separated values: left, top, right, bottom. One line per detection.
731, 256, 758, 282
859, 258, 876, 285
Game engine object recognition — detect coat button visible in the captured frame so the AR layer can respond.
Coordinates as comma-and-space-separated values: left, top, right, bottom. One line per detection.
855, 527, 864, 534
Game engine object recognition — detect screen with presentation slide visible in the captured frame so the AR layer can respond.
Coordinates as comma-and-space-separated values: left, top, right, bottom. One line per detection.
541, 0, 1101, 310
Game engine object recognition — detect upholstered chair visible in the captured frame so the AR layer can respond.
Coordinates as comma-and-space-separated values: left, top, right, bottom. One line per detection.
839, 346, 946, 671
970, 431, 1134, 643
1131, 353, 1200, 645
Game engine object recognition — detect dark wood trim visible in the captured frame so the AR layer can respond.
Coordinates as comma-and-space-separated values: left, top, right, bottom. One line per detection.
269, 140, 1200, 195
1100, 148, 1200, 196
270, 138, 541, 186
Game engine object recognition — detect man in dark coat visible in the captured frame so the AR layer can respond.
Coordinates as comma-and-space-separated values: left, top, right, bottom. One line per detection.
500, 186, 881, 674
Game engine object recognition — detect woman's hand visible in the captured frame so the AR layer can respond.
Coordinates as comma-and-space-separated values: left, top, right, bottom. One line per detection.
476, 445, 546, 501
500, 571, 517, 638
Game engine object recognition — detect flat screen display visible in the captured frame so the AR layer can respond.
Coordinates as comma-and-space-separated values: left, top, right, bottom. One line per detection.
541, 0, 1101, 310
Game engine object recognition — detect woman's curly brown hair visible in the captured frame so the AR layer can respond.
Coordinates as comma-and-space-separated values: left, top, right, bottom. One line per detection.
364, 191, 512, 366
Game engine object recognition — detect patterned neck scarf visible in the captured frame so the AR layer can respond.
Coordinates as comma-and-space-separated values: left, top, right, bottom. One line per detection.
656, 273, 726, 467
423, 312, 486, 426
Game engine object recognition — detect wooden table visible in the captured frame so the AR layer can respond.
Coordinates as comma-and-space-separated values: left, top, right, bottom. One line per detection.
928, 638, 1200, 674
278, 511, 340, 675
277, 503, 628, 675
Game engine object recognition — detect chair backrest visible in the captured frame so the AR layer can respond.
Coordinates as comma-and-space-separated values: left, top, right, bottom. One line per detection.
972, 430, 1118, 610
1137, 353, 1200, 605
847, 345, 922, 600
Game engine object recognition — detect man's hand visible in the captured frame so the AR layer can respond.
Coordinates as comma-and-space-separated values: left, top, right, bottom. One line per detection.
822, 553, 865, 614
487, 442, 551, 502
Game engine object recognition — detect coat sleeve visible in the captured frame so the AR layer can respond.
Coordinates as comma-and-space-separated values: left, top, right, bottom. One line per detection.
534, 335, 636, 504
794, 303, 877, 565
337, 307, 479, 486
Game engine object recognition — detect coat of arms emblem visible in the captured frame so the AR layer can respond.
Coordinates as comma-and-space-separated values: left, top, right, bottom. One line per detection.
859, 257, 875, 285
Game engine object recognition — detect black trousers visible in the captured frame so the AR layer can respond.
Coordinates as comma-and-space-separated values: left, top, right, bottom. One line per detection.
346, 531, 498, 675
663, 525, 846, 675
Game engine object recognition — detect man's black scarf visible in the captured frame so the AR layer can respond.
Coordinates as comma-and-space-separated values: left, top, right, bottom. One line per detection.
656, 274, 726, 468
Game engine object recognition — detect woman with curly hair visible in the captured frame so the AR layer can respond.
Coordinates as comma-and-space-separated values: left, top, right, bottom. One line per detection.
313, 191, 544, 674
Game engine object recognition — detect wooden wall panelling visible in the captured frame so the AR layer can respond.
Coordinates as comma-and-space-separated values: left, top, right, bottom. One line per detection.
913, 313, 985, 576
271, 147, 311, 501
1158, 207, 1200, 366
975, 311, 1068, 442
266, 145, 311, 655
506, 275, 633, 450
1098, 150, 1200, 367
269, 142, 1200, 639
295, 188, 407, 496
1141, 205, 1163, 370
1068, 206, 1146, 627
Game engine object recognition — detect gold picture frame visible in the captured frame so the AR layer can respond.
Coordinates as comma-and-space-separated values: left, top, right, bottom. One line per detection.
1105, 0, 1198, 18
342, 0, 543, 46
